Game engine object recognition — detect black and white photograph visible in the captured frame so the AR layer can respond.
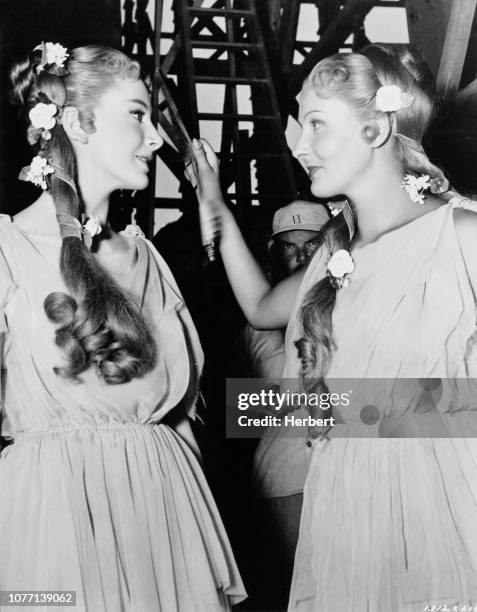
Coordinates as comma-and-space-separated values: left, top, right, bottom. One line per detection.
1, 1, 477, 611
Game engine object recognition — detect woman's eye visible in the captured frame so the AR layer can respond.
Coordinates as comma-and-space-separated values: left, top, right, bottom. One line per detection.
310, 119, 322, 130
131, 110, 145, 122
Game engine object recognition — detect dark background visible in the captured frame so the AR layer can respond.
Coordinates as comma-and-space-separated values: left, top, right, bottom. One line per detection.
0, 0, 120, 214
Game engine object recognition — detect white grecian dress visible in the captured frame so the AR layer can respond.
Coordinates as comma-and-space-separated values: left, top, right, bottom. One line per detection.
286, 202, 477, 612
0, 216, 246, 612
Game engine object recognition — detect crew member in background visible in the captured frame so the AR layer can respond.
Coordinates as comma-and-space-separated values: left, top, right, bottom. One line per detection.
234, 200, 329, 610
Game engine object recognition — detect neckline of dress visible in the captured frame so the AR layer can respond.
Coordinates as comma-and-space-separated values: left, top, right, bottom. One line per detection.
350, 202, 450, 256
9, 215, 137, 255
6, 215, 144, 282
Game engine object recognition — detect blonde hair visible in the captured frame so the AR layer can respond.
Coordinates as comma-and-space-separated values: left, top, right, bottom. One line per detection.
296, 46, 443, 401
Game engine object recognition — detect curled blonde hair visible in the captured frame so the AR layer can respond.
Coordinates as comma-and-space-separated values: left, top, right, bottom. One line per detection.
10, 46, 156, 384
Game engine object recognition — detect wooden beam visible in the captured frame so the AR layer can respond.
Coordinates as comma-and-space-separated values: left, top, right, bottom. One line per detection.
405, 0, 454, 79
279, 0, 301, 73
318, 0, 342, 34
147, 0, 165, 239
456, 75, 477, 102
174, 0, 200, 136
288, 0, 375, 97
161, 36, 182, 74
257, 0, 281, 69
436, 0, 477, 95
461, 7, 477, 86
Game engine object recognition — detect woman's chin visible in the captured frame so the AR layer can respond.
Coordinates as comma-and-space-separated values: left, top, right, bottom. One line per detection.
310, 182, 336, 199
122, 176, 149, 191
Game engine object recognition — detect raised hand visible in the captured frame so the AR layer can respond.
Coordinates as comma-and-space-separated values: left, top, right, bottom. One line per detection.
184, 138, 221, 202
186, 138, 233, 248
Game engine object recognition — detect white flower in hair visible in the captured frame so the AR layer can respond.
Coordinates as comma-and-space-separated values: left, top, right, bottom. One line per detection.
401, 174, 431, 205
121, 224, 145, 238
376, 85, 414, 113
327, 249, 355, 280
413, 175, 431, 191
83, 216, 102, 237
29, 103, 57, 130
327, 203, 342, 217
44, 43, 69, 68
25, 155, 54, 190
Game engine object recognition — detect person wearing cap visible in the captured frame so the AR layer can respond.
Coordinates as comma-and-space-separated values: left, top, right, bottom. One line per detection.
268, 200, 330, 281
232, 201, 329, 609
234, 200, 329, 379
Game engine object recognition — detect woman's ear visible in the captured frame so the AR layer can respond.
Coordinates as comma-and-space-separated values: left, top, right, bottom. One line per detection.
62, 107, 88, 144
361, 115, 392, 148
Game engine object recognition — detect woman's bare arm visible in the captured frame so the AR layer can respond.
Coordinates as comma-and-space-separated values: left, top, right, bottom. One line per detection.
192, 138, 302, 329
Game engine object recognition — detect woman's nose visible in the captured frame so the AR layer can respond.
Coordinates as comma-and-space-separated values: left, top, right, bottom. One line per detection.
292, 133, 308, 160
146, 124, 164, 152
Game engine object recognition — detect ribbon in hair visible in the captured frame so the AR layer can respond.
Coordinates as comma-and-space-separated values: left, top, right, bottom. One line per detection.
56, 213, 82, 240
394, 130, 449, 195
50, 163, 77, 194
56, 212, 103, 249
342, 200, 356, 241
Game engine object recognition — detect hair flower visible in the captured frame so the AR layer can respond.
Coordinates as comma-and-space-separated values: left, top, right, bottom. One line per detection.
29, 102, 57, 131
429, 175, 449, 195
44, 42, 69, 68
376, 85, 414, 113
327, 204, 342, 217
34, 42, 69, 74
401, 173, 431, 205
327, 249, 355, 289
83, 216, 102, 238
19, 155, 54, 190
121, 224, 145, 238
81, 216, 102, 250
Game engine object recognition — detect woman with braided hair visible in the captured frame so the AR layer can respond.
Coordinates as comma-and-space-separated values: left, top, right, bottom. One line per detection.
193, 43, 477, 611
0, 43, 245, 610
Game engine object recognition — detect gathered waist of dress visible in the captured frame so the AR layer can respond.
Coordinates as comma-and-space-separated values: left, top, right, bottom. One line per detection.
11, 421, 165, 439
326, 409, 477, 439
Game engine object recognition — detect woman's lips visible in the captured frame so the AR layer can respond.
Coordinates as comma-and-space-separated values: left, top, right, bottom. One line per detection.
136, 155, 152, 170
307, 166, 322, 179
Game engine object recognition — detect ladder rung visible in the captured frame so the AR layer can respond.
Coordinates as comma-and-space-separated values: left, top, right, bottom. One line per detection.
188, 8, 253, 18
198, 113, 277, 121
155, 197, 184, 209
191, 40, 259, 50
194, 76, 268, 84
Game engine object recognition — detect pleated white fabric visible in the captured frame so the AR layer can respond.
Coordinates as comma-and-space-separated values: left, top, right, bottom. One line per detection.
0, 217, 246, 611
285, 202, 477, 612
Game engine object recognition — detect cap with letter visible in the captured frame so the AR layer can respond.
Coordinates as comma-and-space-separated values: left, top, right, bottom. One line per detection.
270, 200, 329, 239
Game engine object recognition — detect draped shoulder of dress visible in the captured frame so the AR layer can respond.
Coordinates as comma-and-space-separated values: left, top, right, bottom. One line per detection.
0, 215, 246, 612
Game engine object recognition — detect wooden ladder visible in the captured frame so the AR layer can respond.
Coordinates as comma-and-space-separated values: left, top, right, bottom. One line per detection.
168, 0, 297, 225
